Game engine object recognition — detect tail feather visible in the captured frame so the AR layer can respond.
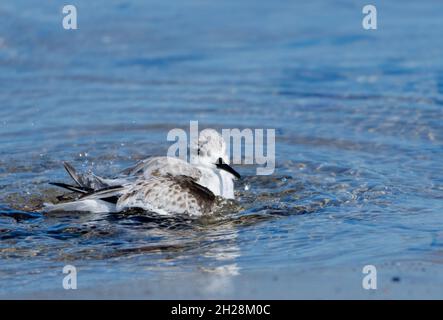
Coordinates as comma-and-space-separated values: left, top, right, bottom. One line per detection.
62, 161, 110, 190
81, 186, 125, 199
49, 182, 92, 194
80, 185, 125, 201
48, 161, 127, 210
63, 161, 84, 187
50, 180, 124, 205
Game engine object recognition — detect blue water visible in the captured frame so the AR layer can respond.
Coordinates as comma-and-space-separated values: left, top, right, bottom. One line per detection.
1, 0, 443, 298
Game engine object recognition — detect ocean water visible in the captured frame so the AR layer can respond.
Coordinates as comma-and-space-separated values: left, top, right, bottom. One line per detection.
1, 0, 443, 299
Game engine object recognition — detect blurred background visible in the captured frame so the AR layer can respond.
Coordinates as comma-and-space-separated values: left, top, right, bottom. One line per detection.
0, 0, 442, 298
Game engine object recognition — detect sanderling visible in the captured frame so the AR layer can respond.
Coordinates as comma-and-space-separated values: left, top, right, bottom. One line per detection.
45, 129, 241, 216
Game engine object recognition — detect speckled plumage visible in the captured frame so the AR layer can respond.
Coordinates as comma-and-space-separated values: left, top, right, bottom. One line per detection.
46, 130, 239, 216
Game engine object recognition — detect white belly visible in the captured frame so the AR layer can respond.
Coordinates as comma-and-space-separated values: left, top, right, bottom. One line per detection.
198, 168, 234, 199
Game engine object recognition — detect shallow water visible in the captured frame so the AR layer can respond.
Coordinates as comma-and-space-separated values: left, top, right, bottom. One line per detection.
1, 0, 443, 298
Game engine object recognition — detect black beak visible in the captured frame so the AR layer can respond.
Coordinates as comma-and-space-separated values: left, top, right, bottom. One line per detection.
215, 158, 241, 179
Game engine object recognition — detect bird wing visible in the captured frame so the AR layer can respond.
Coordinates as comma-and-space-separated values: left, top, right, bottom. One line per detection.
116, 175, 215, 216
121, 156, 202, 180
